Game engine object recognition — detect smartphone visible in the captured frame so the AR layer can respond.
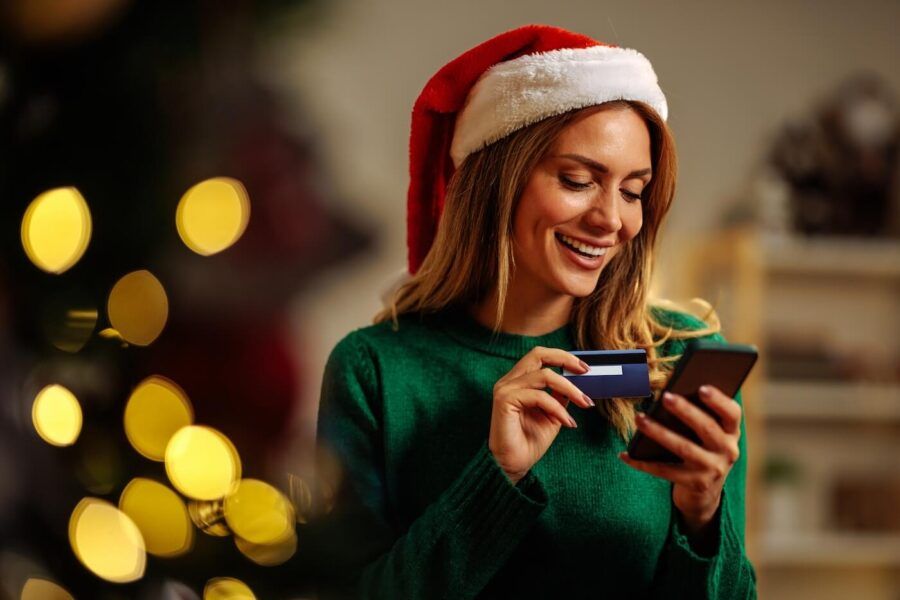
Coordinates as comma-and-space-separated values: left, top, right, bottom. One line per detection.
627, 339, 758, 463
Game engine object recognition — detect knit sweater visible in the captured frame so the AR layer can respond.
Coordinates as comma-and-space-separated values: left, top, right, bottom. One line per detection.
313, 305, 757, 599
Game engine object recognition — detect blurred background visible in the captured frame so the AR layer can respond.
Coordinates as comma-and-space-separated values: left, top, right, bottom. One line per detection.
1, 0, 898, 598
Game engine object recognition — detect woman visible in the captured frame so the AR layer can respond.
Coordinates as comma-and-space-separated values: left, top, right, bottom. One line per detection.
314, 24, 757, 599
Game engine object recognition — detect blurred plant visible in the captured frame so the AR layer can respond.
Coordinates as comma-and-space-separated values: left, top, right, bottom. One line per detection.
763, 454, 804, 487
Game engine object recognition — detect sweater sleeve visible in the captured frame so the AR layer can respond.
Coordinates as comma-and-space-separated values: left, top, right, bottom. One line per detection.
648, 328, 758, 599
310, 332, 548, 600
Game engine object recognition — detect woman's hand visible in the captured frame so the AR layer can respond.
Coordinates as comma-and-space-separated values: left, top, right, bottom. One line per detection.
489, 346, 594, 485
619, 385, 742, 534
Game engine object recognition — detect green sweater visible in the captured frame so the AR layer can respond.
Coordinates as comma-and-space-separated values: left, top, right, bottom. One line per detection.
313, 305, 757, 599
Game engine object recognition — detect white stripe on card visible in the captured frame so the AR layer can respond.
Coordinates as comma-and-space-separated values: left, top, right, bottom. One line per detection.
584, 365, 623, 376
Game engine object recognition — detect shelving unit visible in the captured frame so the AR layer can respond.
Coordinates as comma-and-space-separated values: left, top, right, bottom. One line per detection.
679, 226, 900, 599
764, 381, 900, 421
759, 532, 900, 568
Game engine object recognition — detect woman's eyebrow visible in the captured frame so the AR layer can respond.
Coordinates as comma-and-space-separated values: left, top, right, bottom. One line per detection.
553, 153, 652, 179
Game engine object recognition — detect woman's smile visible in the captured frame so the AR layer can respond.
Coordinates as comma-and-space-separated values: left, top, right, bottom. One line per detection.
554, 232, 610, 269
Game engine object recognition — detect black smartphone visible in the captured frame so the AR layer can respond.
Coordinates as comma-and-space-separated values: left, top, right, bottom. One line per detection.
627, 339, 758, 463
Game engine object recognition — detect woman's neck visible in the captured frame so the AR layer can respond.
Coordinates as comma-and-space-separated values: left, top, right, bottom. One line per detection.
469, 283, 574, 337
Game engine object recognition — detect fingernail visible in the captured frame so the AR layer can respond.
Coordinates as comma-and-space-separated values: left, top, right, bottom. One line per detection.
578, 360, 590, 372
618, 451, 628, 461
583, 393, 595, 407
663, 392, 675, 406
636, 413, 647, 423
568, 416, 578, 428
699, 385, 710, 396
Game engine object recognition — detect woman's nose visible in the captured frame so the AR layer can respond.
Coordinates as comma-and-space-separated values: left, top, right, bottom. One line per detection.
584, 189, 623, 233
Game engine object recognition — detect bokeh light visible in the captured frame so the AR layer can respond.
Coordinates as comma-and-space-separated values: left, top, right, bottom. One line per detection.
68, 497, 146, 583
124, 376, 193, 461
119, 478, 193, 557
165, 426, 241, 500
98, 327, 127, 345
176, 177, 250, 256
20, 578, 75, 600
188, 499, 230, 537
20, 187, 92, 274
224, 479, 295, 545
234, 530, 297, 566
31, 384, 82, 447
288, 474, 313, 524
43, 302, 98, 353
106, 270, 168, 346
203, 577, 256, 600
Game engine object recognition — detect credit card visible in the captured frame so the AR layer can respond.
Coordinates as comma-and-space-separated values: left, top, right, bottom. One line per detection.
563, 349, 651, 400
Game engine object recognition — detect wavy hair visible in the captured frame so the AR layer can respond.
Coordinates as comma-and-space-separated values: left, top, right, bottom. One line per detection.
375, 100, 718, 438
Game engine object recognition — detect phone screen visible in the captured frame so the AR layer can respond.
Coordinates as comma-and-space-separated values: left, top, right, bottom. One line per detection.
626, 341, 758, 463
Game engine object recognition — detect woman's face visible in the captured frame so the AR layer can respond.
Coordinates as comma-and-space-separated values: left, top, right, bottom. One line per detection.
511, 106, 651, 300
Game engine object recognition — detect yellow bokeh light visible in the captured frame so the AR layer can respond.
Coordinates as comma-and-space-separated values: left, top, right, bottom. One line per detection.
21, 187, 92, 274
32, 384, 82, 447
224, 479, 295, 545
204, 577, 256, 600
124, 376, 193, 461
188, 499, 231, 537
45, 306, 98, 353
68, 497, 146, 583
21, 578, 75, 600
107, 270, 168, 346
235, 529, 297, 566
165, 426, 241, 501
119, 478, 193, 557
176, 177, 250, 256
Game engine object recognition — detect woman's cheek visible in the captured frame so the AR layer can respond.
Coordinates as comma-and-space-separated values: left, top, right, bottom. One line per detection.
622, 204, 643, 240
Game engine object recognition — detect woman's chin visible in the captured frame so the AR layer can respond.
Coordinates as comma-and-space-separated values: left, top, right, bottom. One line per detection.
554, 273, 602, 298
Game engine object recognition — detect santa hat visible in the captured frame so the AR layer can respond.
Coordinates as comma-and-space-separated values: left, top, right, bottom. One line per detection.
407, 24, 668, 274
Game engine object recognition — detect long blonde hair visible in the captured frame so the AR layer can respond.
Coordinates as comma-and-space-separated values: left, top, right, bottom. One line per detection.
376, 100, 718, 438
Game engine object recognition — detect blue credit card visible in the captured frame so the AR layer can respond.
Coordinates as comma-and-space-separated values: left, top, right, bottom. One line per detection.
563, 349, 651, 400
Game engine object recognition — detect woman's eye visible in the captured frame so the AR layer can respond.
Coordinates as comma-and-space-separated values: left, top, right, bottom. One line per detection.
621, 190, 643, 202
560, 176, 591, 190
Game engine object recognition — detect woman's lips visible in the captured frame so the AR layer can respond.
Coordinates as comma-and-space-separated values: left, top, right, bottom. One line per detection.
555, 233, 607, 269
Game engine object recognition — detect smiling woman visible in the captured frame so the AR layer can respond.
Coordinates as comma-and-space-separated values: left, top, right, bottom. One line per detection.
311, 24, 756, 599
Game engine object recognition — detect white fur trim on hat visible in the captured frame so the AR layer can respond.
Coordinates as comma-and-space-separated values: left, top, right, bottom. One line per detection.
450, 45, 668, 168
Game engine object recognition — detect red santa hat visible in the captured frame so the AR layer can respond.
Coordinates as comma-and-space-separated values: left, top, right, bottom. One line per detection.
406, 24, 668, 274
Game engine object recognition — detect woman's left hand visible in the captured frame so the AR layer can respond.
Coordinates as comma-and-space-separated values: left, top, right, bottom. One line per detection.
618, 385, 742, 534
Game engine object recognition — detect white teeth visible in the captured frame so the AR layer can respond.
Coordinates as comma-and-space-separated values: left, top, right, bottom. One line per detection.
559, 233, 607, 257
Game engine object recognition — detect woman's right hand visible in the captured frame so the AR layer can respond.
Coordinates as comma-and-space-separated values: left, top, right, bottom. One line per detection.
489, 346, 595, 485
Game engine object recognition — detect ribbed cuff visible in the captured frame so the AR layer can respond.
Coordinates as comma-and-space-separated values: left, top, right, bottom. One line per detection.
440, 442, 548, 562
665, 489, 735, 593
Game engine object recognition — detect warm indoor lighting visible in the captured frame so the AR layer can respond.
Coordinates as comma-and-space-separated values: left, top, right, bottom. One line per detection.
203, 577, 257, 600
20, 187, 92, 274
68, 497, 146, 583
224, 479, 295, 545
32, 384, 82, 447
188, 499, 230, 537
20, 578, 75, 600
165, 426, 241, 500
45, 305, 98, 353
124, 376, 193, 461
119, 478, 193, 557
176, 177, 250, 256
235, 529, 298, 566
107, 269, 168, 346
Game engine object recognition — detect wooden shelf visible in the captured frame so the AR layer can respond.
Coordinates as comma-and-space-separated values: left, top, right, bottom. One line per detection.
763, 381, 900, 421
759, 532, 900, 567
761, 233, 900, 279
